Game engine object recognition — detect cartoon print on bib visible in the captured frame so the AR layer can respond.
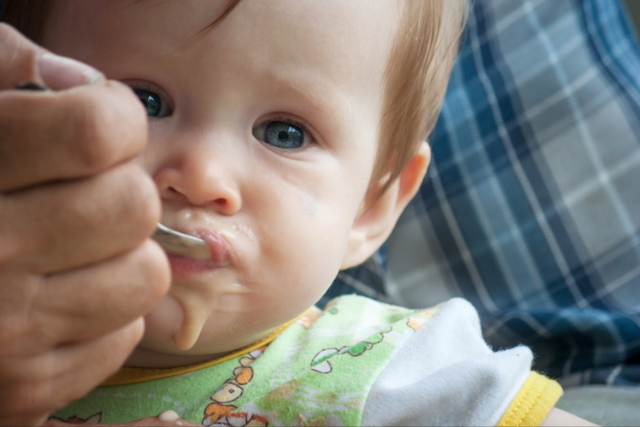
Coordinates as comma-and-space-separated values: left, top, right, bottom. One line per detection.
202, 346, 269, 427
48, 412, 102, 424
202, 309, 323, 426
295, 308, 322, 329
310, 330, 389, 374
406, 305, 440, 332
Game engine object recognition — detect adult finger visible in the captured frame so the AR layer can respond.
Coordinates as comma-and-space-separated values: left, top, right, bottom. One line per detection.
0, 23, 103, 90
0, 163, 160, 273
33, 240, 170, 344
0, 318, 145, 427
0, 80, 146, 192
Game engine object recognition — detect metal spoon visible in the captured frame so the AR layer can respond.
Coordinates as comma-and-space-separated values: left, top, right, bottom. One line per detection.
152, 223, 211, 259
15, 82, 211, 260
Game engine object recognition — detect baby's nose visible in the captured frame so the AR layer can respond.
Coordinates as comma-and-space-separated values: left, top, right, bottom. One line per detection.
153, 146, 242, 215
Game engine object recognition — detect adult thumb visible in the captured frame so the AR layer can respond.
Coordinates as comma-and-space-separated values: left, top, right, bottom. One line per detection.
0, 23, 103, 90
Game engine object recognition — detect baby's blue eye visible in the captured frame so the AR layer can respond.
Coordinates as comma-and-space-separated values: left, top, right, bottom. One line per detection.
132, 88, 171, 118
254, 121, 309, 149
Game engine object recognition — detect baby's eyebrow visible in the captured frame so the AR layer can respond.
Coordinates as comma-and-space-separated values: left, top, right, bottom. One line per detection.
279, 81, 354, 140
268, 72, 353, 125
195, 0, 242, 35
287, 81, 332, 115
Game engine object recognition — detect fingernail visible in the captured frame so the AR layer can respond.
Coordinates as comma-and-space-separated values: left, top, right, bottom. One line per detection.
38, 52, 104, 90
158, 410, 180, 422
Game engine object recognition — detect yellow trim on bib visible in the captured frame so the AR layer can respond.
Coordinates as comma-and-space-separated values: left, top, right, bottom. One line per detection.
103, 308, 316, 386
497, 371, 563, 427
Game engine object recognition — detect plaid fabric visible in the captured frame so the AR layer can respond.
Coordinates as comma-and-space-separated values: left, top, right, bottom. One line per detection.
327, 0, 640, 387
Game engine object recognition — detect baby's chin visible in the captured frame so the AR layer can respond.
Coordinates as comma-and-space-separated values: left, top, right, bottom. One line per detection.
130, 296, 274, 368
137, 297, 221, 353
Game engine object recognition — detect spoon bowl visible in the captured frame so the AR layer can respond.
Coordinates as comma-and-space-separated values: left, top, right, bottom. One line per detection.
152, 223, 211, 260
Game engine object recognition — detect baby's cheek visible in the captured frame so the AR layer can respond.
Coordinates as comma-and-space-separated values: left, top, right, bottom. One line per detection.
300, 188, 320, 218
275, 181, 321, 220
293, 223, 351, 290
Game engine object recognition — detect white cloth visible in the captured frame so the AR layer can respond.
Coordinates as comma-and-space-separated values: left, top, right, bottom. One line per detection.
364, 298, 534, 426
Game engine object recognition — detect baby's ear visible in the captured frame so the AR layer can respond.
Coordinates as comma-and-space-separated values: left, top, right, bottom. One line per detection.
341, 141, 431, 269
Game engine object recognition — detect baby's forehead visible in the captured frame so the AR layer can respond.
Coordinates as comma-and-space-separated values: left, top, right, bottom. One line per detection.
221, 1, 401, 82
53, 1, 400, 81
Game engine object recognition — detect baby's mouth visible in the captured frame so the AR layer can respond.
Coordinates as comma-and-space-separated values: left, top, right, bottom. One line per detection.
192, 228, 231, 267
162, 208, 234, 264
162, 227, 231, 273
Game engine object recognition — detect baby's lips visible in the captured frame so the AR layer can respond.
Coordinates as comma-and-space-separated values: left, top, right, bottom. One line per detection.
194, 229, 231, 266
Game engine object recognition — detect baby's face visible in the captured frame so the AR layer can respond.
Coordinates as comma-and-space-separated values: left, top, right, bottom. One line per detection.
43, 0, 399, 364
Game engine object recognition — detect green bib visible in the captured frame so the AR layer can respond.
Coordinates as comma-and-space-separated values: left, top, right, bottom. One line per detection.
52, 295, 439, 426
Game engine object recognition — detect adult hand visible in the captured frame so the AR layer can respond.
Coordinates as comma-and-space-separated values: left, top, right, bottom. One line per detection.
0, 24, 170, 426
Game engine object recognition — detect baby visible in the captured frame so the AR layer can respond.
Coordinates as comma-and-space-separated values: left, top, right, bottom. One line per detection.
3, 0, 594, 425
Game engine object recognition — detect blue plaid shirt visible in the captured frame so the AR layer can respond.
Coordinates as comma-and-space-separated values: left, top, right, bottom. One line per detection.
326, 0, 640, 387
